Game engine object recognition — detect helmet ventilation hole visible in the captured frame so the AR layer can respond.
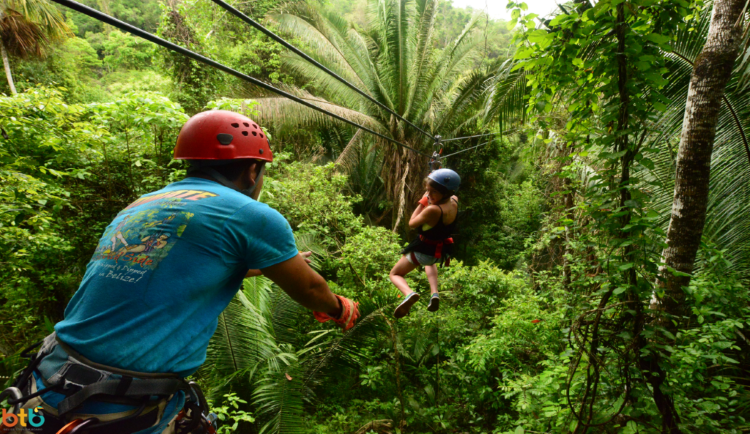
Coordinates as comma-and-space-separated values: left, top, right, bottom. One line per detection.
243, 122, 250, 127
242, 131, 249, 136
253, 124, 258, 129
231, 123, 239, 128
260, 134, 264, 138
252, 131, 257, 136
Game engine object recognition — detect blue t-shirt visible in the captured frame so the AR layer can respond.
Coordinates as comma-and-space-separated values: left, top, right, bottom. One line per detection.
55, 177, 298, 377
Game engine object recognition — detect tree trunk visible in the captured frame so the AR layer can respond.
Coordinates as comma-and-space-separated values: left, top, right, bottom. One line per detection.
0, 36, 17, 95
657, 0, 745, 319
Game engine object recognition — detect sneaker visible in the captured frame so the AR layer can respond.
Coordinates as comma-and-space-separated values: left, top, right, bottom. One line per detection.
427, 294, 440, 312
394, 292, 421, 319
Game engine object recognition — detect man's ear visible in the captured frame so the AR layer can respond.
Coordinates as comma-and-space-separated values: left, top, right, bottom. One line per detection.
244, 161, 260, 187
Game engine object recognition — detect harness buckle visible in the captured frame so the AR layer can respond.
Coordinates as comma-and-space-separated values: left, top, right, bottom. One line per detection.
0, 387, 23, 414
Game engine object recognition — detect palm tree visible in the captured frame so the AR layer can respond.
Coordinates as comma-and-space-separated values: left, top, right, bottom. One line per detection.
251, 0, 493, 229
0, 0, 70, 95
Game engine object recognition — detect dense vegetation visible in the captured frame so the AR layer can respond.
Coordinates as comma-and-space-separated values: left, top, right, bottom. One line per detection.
1, 0, 748, 433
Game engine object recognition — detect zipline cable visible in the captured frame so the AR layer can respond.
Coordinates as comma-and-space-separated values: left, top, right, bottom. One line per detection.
440, 132, 497, 143
50, 0, 429, 157
208, 0, 436, 142
442, 140, 492, 158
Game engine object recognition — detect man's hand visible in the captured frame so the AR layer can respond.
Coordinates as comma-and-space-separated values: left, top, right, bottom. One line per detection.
300, 251, 313, 264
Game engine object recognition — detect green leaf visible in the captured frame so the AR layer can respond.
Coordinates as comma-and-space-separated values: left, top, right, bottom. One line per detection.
644, 32, 671, 45
613, 286, 628, 295
528, 30, 554, 49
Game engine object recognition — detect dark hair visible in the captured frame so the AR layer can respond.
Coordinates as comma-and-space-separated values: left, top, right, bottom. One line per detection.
425, 177, 453, 198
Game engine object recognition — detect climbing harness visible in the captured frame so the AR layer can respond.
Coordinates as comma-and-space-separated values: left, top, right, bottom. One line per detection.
1, 335, 218, 434
401, 201, 458, 268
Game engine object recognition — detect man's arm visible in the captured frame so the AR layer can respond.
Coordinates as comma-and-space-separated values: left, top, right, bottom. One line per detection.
260, 253, 341, 316
246, 251, 312, 278
245, 269, 263, 278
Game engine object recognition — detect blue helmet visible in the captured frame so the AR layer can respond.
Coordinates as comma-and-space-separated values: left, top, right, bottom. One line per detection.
428, 168, 460, 192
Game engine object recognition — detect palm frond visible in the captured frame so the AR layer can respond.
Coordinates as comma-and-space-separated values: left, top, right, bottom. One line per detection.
302, 299, 390, 391
253, 356, 307, 434
269, 6, 372, 92
404, 0, 439, 120
335, 128, 365, 170
483, 59, 528, 131
5, 0, 70, 41
252, 94, 384, 134
1, 9, 48, 58
269, 286, 305, 356
201, 277, 278, 397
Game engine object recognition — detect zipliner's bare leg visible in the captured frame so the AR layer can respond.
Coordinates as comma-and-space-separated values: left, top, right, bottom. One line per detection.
389, 256, 419, 297
425, 264, 439, 295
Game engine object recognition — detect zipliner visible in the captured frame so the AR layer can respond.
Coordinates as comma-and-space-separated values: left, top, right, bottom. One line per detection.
390, 169, 460, 319
3, 111, 360, 434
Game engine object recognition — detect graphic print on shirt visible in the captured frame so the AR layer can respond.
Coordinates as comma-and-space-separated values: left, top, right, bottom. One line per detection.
89, 190, 218, 284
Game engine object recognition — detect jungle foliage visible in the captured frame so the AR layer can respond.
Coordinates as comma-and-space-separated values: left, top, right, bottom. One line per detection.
1, 0, 749, 433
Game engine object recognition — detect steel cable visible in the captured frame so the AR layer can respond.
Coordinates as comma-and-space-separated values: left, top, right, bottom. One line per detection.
50, 0, 429, 157
442, 140, 492, 158
209, 0, 436, 142
440, 132, 498, 143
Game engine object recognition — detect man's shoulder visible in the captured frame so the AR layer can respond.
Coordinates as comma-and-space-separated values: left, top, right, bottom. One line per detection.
231, 200, 287, 225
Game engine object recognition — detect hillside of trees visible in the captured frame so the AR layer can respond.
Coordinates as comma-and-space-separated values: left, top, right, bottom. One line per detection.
1, 0, 749, 433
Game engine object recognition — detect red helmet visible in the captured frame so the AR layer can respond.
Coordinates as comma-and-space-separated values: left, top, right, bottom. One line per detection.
174, 110, 273, 162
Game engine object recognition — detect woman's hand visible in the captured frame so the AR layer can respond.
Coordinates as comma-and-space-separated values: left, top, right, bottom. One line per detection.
418, 194, 430, 207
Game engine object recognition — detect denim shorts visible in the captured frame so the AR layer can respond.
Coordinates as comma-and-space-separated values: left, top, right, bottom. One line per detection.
405, 251, 438, 266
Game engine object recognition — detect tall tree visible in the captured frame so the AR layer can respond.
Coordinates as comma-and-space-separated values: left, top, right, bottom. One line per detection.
656, 0, 747, 321
0, 0, 70, 94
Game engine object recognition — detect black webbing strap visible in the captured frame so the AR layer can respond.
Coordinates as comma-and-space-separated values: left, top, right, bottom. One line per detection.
58, 377, 190, 415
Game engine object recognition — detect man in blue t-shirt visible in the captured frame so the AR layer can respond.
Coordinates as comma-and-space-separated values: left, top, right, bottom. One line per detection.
13, 111, 359, 434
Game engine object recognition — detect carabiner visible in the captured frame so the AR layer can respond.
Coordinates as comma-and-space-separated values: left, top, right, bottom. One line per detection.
0, 387, 23, 415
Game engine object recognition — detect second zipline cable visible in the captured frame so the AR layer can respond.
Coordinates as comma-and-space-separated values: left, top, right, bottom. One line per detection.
49, 0, 429, 157
442, 141, 492, 158
209, 0, 436, 142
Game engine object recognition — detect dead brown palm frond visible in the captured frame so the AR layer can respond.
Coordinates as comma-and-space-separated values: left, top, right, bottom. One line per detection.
251, 93, 384, 133
1, 0, 70, 56
1, 1, 70, 94
1, 9, 48, 58
335, 128, 364, 170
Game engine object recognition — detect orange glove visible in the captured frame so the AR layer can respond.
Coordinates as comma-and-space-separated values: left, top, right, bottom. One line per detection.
313, 295, 360, 331
418, 196, 429, 207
